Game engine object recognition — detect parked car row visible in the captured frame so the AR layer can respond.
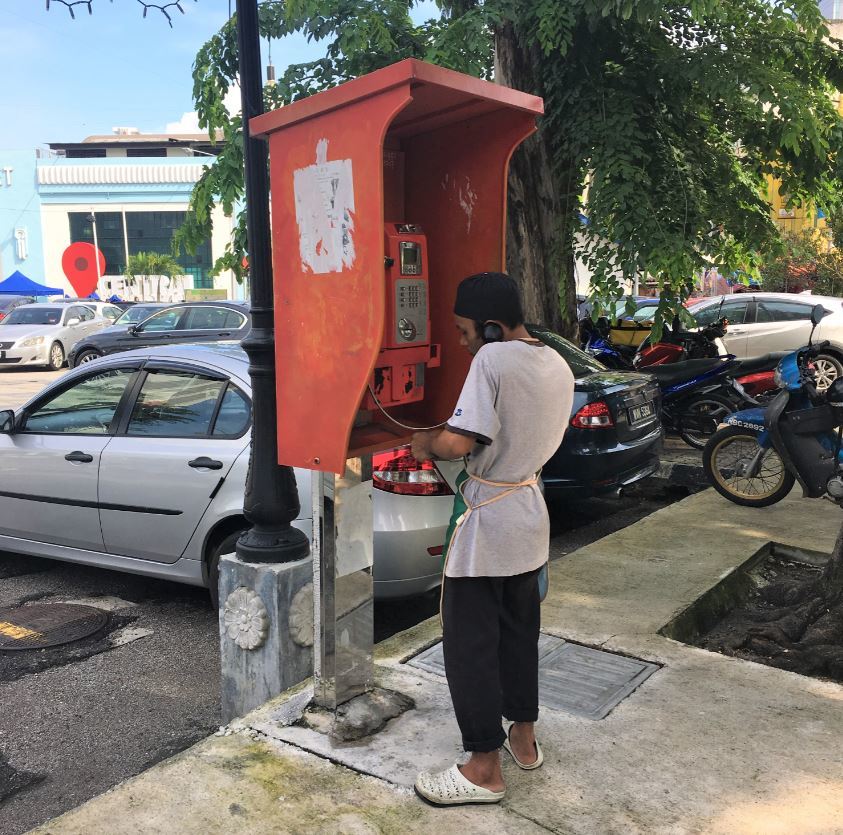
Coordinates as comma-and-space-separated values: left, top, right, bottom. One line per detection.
0, 327, 664, 604
0, 298, 250, 371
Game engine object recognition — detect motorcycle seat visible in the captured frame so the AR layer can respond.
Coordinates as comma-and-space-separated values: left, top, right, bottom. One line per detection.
731, 352, 789, 376
644, 357, 732, 386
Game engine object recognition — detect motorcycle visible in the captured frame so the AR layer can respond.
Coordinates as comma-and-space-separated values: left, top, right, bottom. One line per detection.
644, 355, 755, 449
703, 304, 843, 507
582, 313, 782, 402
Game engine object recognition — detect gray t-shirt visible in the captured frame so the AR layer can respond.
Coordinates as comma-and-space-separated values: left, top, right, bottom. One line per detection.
445, 339, 575, 578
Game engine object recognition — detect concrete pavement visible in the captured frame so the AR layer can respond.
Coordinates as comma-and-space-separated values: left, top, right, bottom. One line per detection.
30, 487, 843, 834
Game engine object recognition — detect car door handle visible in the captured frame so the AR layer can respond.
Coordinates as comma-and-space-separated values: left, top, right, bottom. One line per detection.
189, 457, 224, 470
65, 451, 94, 463
218, 332, 231, 337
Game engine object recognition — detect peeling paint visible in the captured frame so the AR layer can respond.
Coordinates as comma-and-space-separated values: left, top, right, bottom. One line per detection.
293, 138, 356, 274
457, 176, 477, 233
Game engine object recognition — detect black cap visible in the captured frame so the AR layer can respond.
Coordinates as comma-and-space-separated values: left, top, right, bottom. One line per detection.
453, 272, 523, 327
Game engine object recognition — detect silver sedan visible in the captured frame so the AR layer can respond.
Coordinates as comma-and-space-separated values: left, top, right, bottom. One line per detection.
0, 343, 459, 603
0, 303, 110, 370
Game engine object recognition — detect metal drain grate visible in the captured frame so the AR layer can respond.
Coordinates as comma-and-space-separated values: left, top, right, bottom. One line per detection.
0, 603, 110, 651
407, 635, 658, 720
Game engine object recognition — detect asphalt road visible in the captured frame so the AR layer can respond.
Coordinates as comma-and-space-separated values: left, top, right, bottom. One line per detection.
0, 366, 693, 834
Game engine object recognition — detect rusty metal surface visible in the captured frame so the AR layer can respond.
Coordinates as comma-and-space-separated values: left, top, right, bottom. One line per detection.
0, 603, 109, 651
256, 58, 543, 474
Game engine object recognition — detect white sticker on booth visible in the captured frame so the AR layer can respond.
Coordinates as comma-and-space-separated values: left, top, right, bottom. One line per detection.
293, 139, 356, 274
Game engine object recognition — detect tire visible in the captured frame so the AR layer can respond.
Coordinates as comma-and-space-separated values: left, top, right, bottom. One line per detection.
677, 391, 738, 449
703, 425, 795, 507
73, 348, 102, 367
207, 529, 246, 609
812, 353, 842, 392
47, 341, 65, 371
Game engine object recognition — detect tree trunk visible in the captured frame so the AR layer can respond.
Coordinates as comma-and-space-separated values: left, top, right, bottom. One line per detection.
495, 24, 578, 339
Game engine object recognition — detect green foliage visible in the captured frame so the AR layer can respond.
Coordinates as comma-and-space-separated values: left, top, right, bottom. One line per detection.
181, 0, 843, 340
759, 229, 843, 298
124, 251, 184, 301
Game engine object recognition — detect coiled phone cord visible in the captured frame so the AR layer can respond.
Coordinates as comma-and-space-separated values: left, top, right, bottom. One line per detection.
366, 385, 449, 432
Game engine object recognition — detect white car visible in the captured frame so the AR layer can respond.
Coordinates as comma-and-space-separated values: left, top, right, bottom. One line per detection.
688, 292, 843, 390
50, 298, 126, 324
0, 303, 111, 370
0, 343, 460, 602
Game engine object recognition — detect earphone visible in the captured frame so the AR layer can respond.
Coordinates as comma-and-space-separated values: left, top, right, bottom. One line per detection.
482, 321, 504, 343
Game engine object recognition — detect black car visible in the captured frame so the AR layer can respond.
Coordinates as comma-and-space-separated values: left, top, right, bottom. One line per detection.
528, 325, 663, 496
67, 301, 251, 367
0, 295, 34, 323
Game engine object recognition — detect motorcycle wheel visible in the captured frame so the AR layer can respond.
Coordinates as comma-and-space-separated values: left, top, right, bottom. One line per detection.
677, 391, 738, 449
703, 425, 795, 507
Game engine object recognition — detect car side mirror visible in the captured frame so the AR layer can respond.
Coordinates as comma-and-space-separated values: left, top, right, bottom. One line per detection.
0, 410, 15, 434
128, 325, 139, 335
812, 304, 825, 326
66, 317, 80, 327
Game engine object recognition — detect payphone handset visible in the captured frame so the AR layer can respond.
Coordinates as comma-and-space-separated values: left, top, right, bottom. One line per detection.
362, 223, 440, 411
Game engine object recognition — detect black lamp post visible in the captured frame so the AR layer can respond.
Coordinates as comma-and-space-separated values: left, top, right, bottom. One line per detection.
234, 0, 310, 564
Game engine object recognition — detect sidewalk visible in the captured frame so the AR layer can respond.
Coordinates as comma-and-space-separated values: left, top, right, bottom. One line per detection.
32, 488, 843, 834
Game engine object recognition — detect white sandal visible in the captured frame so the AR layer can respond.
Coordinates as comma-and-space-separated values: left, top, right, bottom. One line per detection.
503, 725, 544, 770
414, 764, 506, 807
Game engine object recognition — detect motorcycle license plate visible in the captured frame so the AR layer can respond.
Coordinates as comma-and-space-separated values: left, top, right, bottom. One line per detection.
628, 402, 654, 424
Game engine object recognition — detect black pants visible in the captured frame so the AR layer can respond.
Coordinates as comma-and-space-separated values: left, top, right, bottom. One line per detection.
442, 566, 541, 753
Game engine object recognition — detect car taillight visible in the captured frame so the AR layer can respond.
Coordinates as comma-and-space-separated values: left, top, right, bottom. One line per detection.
373, 447, 454, 496
571, 401, 614, 429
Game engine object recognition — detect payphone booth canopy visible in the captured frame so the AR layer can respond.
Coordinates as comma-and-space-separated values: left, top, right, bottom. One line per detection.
252, 59, 543, 474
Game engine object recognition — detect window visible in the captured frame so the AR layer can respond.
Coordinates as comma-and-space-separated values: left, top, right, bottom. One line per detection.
756, 301, 815, 323
126, 148, 167, 157
67, 306, 94, 323
126, 370, 227, 437
213, 386, 251, 436
102, 305, 123, 321
631, 305, 658, 323
525, 326, 606, 378
66, 148, 106, 158
184, 306, 245, 331
4, 307, 61, 326
691, 300, 749, 327
137, 308, 184, 332
69, 211, 127, 275
24, 369, 135, 435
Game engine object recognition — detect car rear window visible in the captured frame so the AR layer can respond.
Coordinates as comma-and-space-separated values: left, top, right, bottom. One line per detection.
526, 325, 606, 378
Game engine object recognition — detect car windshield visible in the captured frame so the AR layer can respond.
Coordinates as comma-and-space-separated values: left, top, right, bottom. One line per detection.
525, 325, 606, 378
2, 308, 61, 326
115, 305, 163, 325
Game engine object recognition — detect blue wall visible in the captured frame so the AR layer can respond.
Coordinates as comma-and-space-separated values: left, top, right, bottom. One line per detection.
0, 149, 45, 283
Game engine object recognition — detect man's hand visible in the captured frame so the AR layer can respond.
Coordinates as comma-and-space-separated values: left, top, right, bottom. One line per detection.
411, 431, 436, 463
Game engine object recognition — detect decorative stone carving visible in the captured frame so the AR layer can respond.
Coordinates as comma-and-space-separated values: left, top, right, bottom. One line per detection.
289, 583, 314, 647
223, 588, 269, 650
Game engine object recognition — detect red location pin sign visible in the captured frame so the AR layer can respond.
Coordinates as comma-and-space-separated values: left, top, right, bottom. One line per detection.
62, 242, 105, 298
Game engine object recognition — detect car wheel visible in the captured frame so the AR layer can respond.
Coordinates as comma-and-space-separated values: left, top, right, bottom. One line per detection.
74, 349, 102, 367
207, 529, 246, 609
703, 426, 795, 507
813, 354, 842, 392
47, 341, 65, 371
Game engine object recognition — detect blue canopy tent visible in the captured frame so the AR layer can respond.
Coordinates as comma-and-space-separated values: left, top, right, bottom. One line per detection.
0, 270, 64, 296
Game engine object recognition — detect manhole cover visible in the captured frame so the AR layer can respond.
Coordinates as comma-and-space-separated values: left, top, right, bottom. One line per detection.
407, 634, 658, 720
0, 603, 109, 651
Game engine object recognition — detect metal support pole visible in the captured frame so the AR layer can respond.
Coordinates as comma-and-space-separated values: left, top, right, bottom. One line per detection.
312, 457, 375, 709
234, 0, 309, 564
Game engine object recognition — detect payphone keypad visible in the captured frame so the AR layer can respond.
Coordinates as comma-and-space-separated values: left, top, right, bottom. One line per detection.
395, 279, 428, 344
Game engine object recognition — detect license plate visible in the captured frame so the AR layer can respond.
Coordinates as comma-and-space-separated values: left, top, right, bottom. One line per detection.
628, 402, 654, 424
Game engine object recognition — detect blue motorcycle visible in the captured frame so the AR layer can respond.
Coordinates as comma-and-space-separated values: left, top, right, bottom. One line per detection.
703, 304, 843, 507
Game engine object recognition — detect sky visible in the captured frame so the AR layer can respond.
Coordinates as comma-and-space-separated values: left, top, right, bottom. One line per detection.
0, 1, 438, 150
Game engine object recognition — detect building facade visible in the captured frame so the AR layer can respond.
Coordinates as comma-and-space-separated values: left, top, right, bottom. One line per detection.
0, 149, 46, 283
0, 131, 239, 301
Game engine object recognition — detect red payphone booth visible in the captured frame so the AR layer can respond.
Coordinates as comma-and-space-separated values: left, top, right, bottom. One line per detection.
252, 59, 543, 474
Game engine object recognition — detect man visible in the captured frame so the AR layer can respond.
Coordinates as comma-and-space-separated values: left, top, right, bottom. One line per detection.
411, 272, 575, 807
